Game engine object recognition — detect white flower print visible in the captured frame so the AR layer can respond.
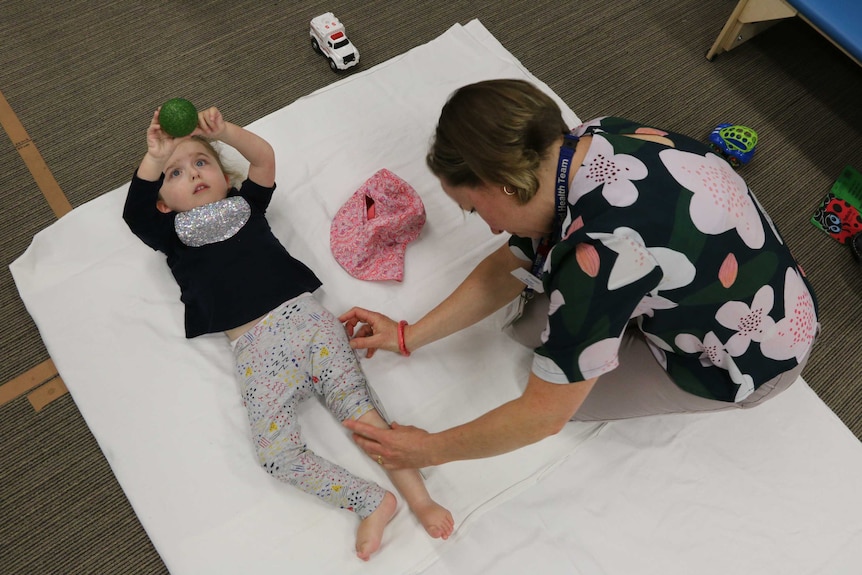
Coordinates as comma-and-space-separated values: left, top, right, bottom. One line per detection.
642, 329, 671, 369
577, 337, 621, 377
571, 135, 648, 207
650, 247, 696, 292
572, 117, 607, 137
659, 149, 765, 249
563, 215, 584, 240
639, 318, 673, 370
547, 289, 565, 316
726, 356, 756, 402
761, 268, 818, 362
540, 290, 566, 344
735, 375, 755, 402
631, 291, 677, 318
586, 227, 656, 290
560, 212, 573, 239
715, 285, 777, 356
587, 227, 693, 292
675, 331, 729, 369
639, 319, 674, 352
509, 243, 533, 263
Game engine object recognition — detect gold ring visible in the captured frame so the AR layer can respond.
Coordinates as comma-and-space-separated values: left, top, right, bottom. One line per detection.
377, 455, 384, 466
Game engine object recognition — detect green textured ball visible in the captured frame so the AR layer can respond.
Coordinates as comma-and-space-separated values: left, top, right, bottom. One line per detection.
159, 98, 198, 137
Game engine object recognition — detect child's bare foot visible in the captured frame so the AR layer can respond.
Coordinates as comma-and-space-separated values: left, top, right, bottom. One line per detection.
351, 411, 455, 547
411, 499, 455, 540
355, 491, 397, 561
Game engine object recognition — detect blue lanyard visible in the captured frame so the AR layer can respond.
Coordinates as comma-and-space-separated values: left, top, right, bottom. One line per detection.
528, 134, 579, 282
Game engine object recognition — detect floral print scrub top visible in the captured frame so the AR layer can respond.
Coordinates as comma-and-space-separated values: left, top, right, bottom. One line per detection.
509, 117, 818, 402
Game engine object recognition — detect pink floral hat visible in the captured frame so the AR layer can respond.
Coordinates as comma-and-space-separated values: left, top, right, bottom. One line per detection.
330, 169, 426, 281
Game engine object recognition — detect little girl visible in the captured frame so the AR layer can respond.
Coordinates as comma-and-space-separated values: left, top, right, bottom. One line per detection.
122, 106, 453, 560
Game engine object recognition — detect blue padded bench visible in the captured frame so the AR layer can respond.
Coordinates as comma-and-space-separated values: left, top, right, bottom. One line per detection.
707, 0, 862, 66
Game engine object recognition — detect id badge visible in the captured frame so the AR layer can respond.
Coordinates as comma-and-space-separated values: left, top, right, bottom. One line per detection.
501, 292, 528, 329
510, 267, 545, 293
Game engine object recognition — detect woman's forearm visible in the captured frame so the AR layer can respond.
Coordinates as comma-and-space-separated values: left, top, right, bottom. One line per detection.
425, 374, 597, 465
343, 374, 597, 469
406, 242, 528, 351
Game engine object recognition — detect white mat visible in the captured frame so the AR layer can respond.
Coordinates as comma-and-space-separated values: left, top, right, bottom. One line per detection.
422, 380, 862, 575
11, 20, 596, 575
12, 19, 862, 575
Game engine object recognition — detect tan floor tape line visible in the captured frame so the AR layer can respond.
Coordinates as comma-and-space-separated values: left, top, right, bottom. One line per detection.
1, 88, 71, 410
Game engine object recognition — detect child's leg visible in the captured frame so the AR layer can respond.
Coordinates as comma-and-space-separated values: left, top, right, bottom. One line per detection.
233, 301, 389, 529
303, 298, 454, 541
249, 396, 387, 517
357, 409, 454, 540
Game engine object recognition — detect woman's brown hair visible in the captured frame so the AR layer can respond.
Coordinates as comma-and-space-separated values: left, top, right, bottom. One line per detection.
426, 79, 569, 203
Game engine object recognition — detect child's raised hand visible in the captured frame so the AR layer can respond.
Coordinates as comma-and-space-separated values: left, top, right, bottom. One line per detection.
146, 109, 180, 161
195, 107, 227, 139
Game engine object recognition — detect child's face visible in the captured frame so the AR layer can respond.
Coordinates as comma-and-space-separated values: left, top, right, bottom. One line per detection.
156, 139, 230, 213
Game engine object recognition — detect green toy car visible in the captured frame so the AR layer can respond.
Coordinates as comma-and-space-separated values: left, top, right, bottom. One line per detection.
708, 124, 758, 167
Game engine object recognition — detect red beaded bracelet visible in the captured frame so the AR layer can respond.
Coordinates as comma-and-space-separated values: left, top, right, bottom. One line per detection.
397, 320, 411, 357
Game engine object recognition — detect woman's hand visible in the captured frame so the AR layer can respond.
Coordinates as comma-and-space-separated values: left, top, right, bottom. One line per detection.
349, 373, 597, 469
339, 307, 400, 358
343, 420, 433, 469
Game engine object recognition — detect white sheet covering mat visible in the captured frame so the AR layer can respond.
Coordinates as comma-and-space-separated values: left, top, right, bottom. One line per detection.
11, 20, 862, 575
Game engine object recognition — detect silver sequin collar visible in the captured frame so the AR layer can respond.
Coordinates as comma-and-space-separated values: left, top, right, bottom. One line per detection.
175, 196, 251, 247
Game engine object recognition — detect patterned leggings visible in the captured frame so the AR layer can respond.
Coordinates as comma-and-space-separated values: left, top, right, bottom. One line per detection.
233, 294, 386, 519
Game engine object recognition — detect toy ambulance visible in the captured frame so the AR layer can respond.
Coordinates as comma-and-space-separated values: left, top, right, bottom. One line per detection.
310, 13, 360, 71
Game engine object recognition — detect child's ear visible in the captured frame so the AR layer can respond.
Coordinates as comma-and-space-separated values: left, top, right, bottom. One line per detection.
156, 199, 173, 214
